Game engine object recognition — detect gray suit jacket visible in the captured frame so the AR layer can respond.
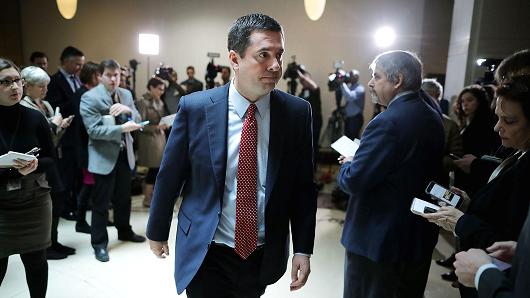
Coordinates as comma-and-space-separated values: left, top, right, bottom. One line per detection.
80, 84, 140, 175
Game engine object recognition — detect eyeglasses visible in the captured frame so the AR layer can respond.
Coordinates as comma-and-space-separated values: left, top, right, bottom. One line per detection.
0, 77, 25, 87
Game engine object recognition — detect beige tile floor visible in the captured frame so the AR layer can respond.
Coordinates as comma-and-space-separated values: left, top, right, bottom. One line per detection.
0, 198, 459, 298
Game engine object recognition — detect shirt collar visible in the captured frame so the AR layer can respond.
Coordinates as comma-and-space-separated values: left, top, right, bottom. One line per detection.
228, 80, 270, 120
59, 67, 75, 78
388, 90, 415, 107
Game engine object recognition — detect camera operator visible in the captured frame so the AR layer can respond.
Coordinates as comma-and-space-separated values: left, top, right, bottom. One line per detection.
338, 69, 365, 139
120, 66, 136, 100
298, 70, 322, 162
161, 69, 186, 115
180, 66, 203, 94
214, 66, 232, 88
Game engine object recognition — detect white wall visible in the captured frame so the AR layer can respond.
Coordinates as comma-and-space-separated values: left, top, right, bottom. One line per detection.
20, 0, 437, 137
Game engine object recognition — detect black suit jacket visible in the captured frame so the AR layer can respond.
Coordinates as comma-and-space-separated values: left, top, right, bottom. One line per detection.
478, 203, 530, 297
456, 152, 530, 251
46, 71, 80, 149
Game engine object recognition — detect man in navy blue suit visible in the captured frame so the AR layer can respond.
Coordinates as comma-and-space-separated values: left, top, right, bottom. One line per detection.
337, 50, 444, 298
146, 14, 317, 297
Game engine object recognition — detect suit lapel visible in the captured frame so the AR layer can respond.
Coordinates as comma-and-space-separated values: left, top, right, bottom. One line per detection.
58, 71, 75, 96
96, 84, 113, 107
206, 85, 229, 198
265, 90, 286, 204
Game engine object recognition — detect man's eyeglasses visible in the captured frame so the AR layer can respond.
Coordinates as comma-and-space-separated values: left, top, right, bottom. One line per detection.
0, 78, 25, 87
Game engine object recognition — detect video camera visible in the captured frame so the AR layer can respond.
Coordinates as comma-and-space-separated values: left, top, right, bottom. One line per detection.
282, 55, 306, 95
205, 52, 227, 89
327, 60, 350, 91
154, 64, 174, 82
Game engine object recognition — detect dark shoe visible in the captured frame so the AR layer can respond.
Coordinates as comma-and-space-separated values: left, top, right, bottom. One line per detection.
441, 270, 458, 282
94, 247, 109, 262
75, 220, 91, 234
52, 242, 76, 255
118, 231, 146, 243
61, 210, 78, 221
46, 247, 67, 260
436, 253, 456, 268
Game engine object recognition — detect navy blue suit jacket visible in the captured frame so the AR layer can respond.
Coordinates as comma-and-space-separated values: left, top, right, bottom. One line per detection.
338, 91, 444, 263
146, 84, 317, 294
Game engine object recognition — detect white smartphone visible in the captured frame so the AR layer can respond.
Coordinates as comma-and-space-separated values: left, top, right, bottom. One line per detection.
425, 181, 462, 208
410, 198, 441, 215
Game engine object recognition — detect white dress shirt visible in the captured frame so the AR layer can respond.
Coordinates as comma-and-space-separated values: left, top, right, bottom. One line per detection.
213, 83, 270, 247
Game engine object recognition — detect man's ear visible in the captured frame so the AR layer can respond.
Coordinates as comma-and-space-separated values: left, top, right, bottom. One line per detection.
394, 73, 404, 90
229, 50, 240, 71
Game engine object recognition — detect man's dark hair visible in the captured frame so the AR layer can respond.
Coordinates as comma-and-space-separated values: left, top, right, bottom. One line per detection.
227, 13, 283, 57
80, 61, 100, 85
98, 59, 121, 74
30, 51, 47, 63
60, 46, 84, 62
186, 66, 195, 72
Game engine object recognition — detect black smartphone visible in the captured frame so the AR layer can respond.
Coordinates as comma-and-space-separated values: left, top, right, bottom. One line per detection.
25, 147, 41, 156
424, 206, 437, 214
425, 181, 463, 208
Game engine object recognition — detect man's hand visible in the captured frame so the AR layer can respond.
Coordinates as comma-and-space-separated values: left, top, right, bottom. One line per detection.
487, 241, 517, 263
149, 240, 170, 258
338, 155, 354, 165
60, 115, 74, 129
109, 103, 132, 116
158, 123, 169, 131
454, 249, 492, 288
13, 158, 38, 176
121, 121, 142, 133
51, 113, 63, 127
290, 255, 310, 291
421, 206, 464, 232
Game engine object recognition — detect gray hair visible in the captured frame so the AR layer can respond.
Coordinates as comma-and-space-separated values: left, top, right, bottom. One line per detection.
369, 50, 423, 92
421, 78, 443, 100
21, 66, 50, 85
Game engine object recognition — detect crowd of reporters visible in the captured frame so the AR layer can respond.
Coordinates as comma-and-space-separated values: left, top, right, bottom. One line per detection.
1, 45, 530, 298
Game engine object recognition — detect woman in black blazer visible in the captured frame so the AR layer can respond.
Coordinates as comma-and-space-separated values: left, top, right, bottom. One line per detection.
454, 84, 501, 195
423, 75, 530, 298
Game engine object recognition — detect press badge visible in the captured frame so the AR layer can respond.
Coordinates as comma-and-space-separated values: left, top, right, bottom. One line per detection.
6, 179, 22, 191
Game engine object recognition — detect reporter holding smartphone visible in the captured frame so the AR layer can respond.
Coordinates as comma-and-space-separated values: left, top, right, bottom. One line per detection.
135, 78, 168, 207
20, 66, 77, 259
422, 75, 530, 298
0, 58, 56, 297
80, 59, 145, 263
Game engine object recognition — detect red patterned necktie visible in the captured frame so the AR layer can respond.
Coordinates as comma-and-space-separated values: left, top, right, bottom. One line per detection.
234, 103, 258, 259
